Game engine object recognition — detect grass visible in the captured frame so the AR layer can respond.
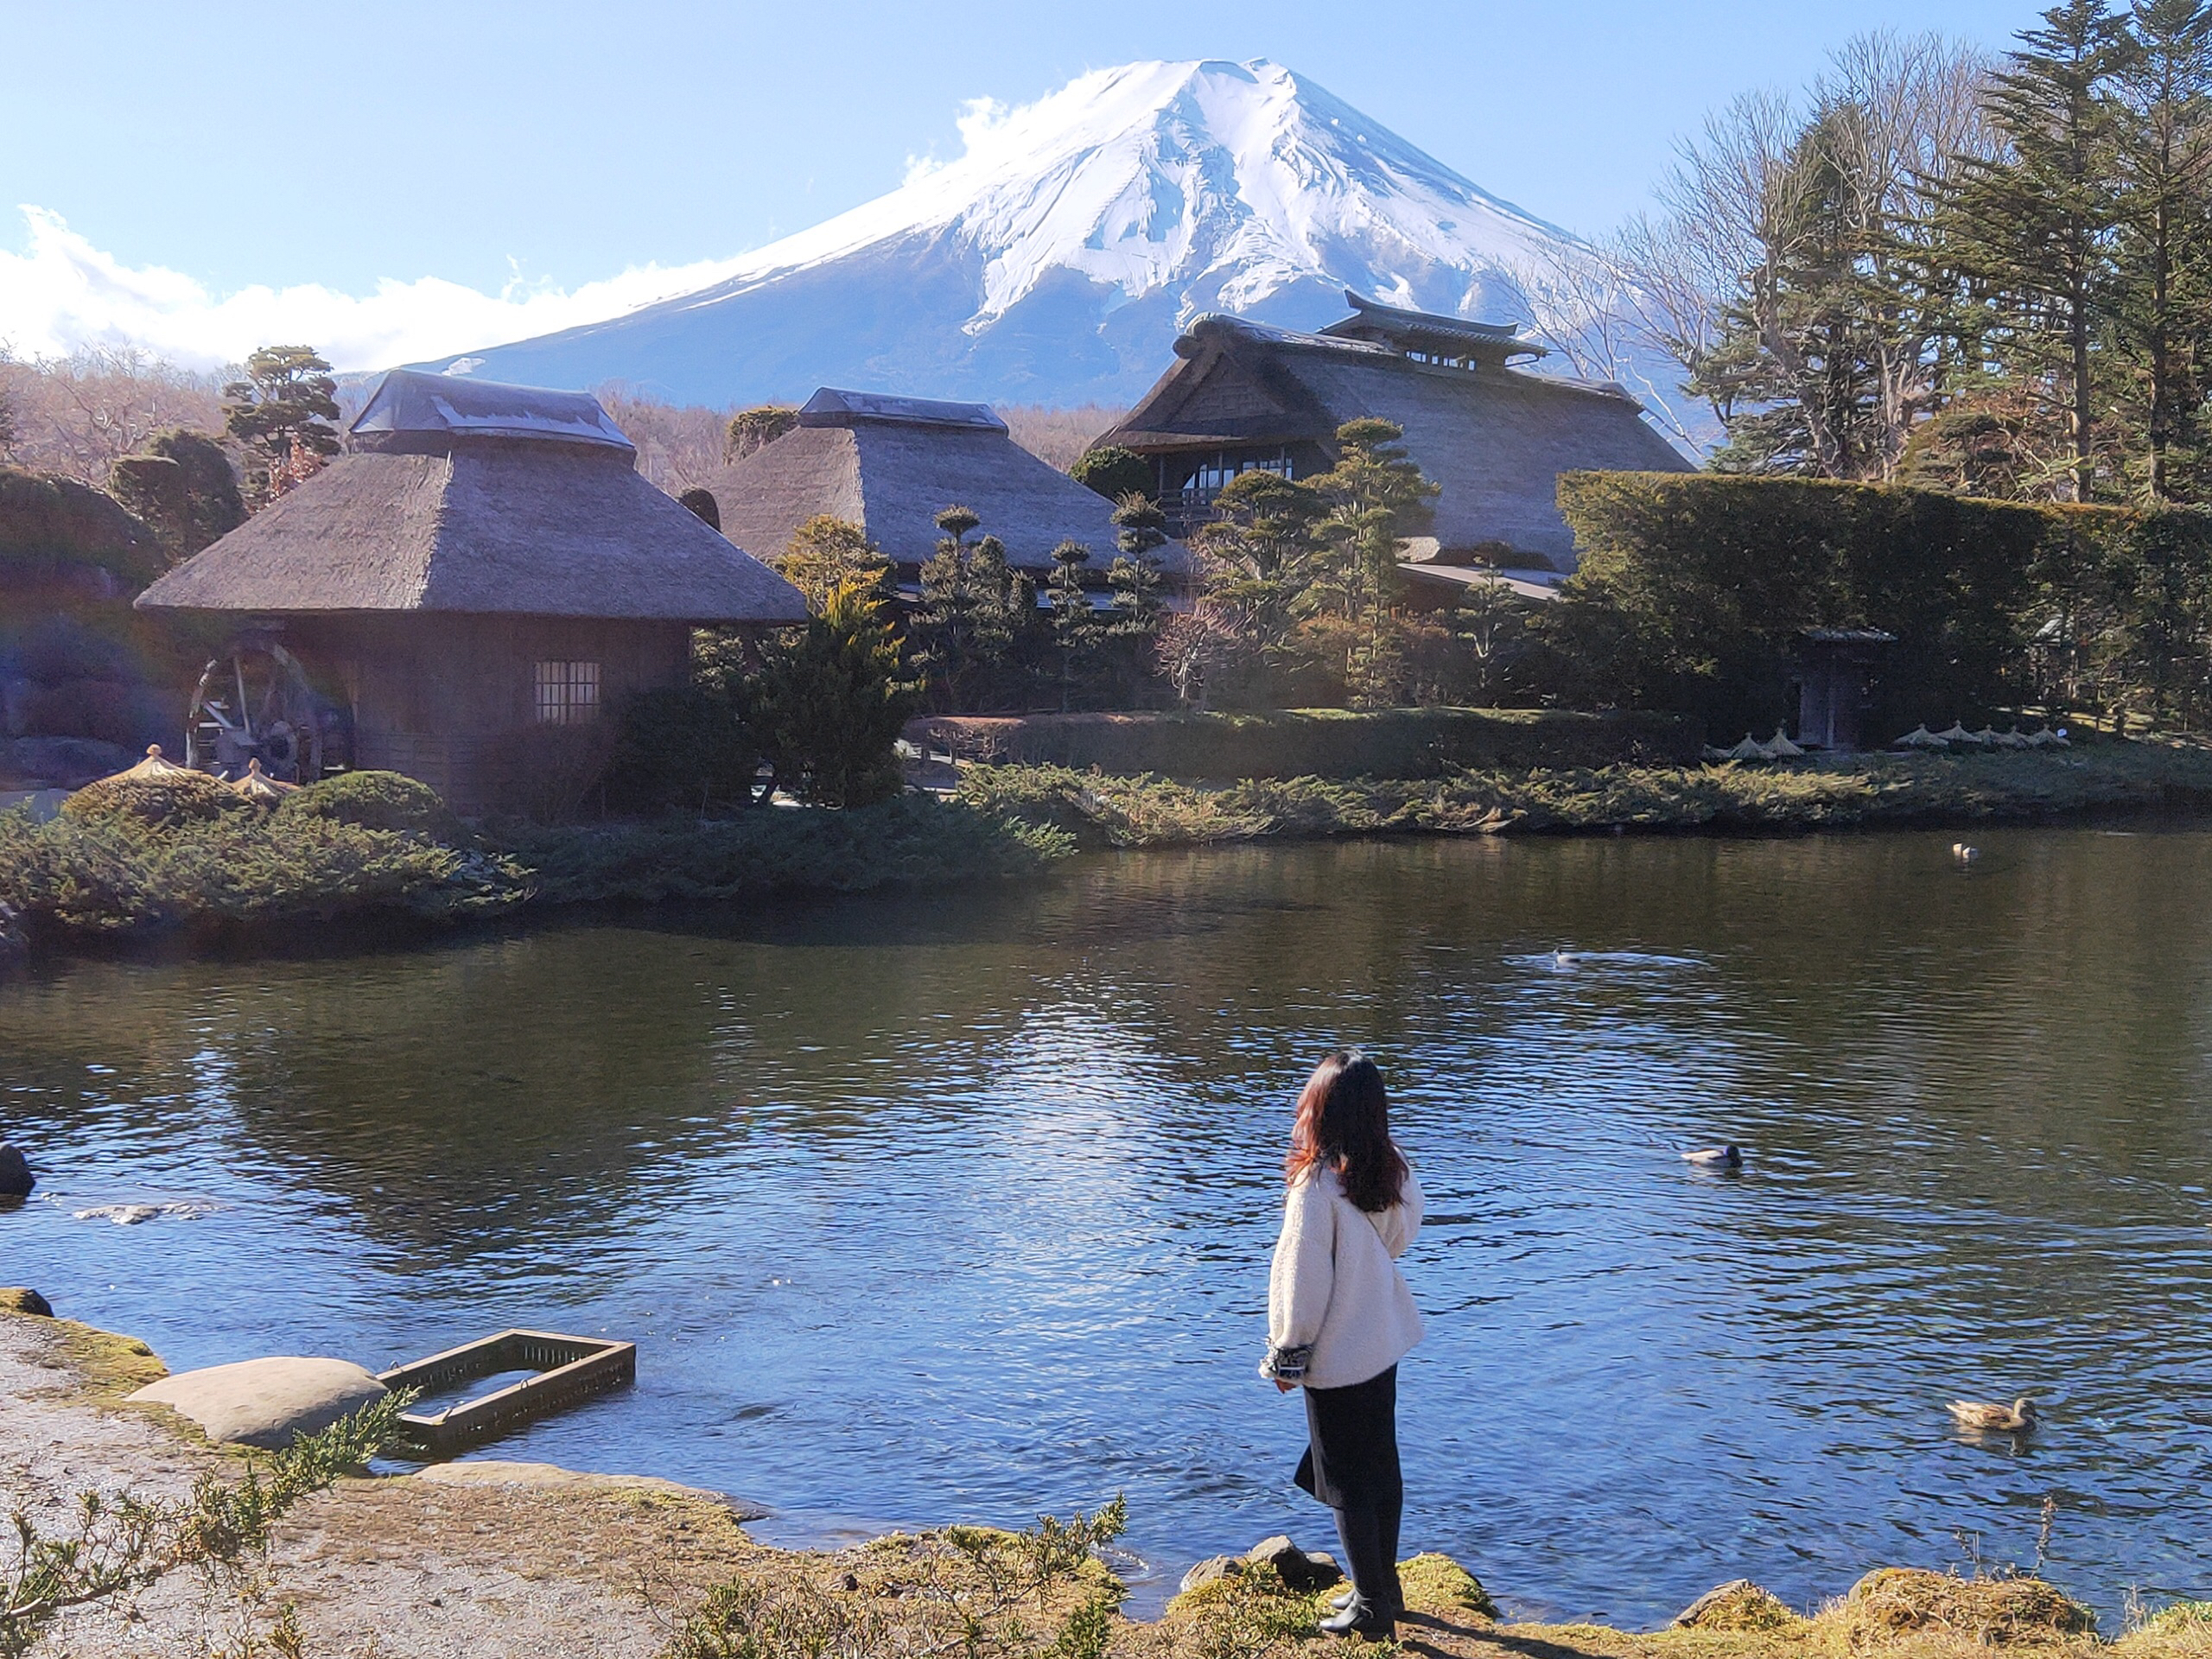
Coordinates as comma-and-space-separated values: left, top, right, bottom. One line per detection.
957, 745, 2212, 849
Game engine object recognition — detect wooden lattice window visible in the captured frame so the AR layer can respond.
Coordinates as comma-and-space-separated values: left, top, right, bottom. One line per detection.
534, 660, 600, 725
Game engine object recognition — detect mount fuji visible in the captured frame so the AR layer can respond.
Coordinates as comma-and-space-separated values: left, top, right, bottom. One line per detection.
420, 60, 1637, 412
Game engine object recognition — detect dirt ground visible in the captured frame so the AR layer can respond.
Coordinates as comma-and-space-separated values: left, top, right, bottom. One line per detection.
4, 1307, 2205, 1659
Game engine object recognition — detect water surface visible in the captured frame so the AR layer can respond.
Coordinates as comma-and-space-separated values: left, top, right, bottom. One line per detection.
4, 829, 2210, 1624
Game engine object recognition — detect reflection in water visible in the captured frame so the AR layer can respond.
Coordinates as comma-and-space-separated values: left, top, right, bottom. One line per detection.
4, 829, 2212, 1623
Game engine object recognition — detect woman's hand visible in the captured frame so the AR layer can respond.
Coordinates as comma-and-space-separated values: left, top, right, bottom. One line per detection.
1274, 1377, 1295, 1393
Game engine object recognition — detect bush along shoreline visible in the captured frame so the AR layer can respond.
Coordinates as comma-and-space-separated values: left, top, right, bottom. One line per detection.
0, 768, 1071, 961
8, 745, 2212, 959
957, 743, 2212, 849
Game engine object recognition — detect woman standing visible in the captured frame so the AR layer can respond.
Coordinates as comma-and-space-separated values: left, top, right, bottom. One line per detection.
1262, 1051, 1424, 1641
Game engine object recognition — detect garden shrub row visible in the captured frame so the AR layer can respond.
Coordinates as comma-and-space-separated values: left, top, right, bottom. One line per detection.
906, 706, 1703, 781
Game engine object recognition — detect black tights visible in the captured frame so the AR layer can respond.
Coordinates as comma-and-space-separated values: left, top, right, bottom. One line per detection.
1332, 1492, 1403, 1613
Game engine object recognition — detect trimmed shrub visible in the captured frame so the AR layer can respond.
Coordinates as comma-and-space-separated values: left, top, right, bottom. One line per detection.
600, 685, 761, 815
1070, 445, 1153, 501
277, 771, 467, 842
907, 706, 1701, 780
60, 766, 243, 831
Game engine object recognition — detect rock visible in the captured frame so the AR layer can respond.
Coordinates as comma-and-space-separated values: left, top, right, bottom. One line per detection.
129, 1356, 387, 1449
1179, 1555, 1243, 1594
0, 1146, 32, 1198
412, 1459, 770, 1519
1243, 1535, 1343, 1592
0, 1287, 53, 1316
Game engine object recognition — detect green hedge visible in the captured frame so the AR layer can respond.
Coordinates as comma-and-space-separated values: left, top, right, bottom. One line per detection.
1550, 472, 2050, 741
906, 707, 1702, 780
1549, 472, 2212, 740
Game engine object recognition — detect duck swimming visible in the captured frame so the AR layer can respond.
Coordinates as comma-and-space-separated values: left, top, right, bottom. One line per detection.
1948, 1396, 2037, 1433
1681, 1145, 1743, 1169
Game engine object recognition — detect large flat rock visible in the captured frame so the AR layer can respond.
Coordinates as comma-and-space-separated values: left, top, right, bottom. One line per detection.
130, 1356, 386, 1449
415, 1459, 769, 1518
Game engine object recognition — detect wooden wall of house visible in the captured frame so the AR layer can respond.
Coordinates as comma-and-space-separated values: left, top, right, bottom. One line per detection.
286, 614, 690, 812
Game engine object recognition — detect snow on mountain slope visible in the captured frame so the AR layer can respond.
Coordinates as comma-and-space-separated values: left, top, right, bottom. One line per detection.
423, 60, 1665, 416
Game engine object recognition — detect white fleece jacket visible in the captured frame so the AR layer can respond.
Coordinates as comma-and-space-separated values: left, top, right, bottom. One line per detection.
1264, 1159, 1424, 1389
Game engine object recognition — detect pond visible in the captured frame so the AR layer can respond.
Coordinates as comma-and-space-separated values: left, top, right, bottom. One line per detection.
3, 828, 2211, 1626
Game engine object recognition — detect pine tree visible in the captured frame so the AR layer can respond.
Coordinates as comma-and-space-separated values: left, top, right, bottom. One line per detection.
1046, 538, 1103, 710
1693, 101, 1897, 477
2108, 0, 2212, 499
222, 346, 340, 502
909, 507, 1031, 710
1306, 419, 1438, 703
1937, 0, 2132, 500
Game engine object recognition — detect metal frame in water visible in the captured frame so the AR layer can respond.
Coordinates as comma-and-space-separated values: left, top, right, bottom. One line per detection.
377, 1329, 636, 1457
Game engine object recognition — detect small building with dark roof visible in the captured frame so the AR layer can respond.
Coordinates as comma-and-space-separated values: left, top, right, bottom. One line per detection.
702, 387, 1190, 588
1101, 291, 1694, 573
137, 369, 807, 811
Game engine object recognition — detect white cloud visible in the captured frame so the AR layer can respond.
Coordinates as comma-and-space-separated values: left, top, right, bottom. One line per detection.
0, 207, 760, 372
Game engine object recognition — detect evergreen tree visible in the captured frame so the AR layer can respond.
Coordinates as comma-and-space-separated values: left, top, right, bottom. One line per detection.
754, 580, 917, 807
1046, 538, 1103, 710
776, 514, 893, 611
1306, 419, 1438, 702
1103, 493, 1170, 703
2107, 0, 2212, 499
909, 506, 1031, 711
1937, 0, 2132, 500
222, 346, 340, 500
1693, 101, 1898, 477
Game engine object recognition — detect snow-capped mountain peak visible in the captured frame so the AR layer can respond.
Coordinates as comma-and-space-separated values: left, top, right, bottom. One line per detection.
423, 59, 1609, 410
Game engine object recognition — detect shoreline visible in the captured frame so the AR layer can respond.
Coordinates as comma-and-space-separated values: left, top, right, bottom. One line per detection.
7, 746, 2212, 964
3, 1305, 2204, 1657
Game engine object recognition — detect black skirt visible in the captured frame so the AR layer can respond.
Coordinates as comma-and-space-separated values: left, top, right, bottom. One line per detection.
1294, 1363, 1402, 1509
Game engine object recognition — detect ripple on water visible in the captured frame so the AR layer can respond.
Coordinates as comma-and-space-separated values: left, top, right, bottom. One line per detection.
3, 828, 2212, 1620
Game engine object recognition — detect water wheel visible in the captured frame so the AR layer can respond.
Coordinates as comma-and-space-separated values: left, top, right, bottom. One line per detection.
186, 637, 334, 783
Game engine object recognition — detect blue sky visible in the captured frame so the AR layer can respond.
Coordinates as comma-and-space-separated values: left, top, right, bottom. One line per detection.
0, 0, 2036, 367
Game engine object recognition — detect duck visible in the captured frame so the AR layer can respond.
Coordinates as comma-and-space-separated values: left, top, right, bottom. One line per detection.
1681, 1144, 1744, 1169
1953, 842, 1980, 863
1948, 1396, 2037, 1433
1551, 948, 1583, 968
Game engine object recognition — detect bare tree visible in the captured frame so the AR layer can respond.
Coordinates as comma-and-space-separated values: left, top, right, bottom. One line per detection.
0, 346, 225, 485
1599, 35, 1996, 477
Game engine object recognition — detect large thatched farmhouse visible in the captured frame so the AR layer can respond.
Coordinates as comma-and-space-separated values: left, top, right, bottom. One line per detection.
1101, 292, 1692, 575
137, 371, 805, 811
703, 387, 1190, 588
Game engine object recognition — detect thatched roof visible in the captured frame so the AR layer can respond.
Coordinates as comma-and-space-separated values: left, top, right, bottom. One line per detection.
1103, 307, 1694, 569
137, 372, 806, 623
704, 388, 1190, 575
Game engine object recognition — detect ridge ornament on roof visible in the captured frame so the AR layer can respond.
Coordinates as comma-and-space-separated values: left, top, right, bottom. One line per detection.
798, 388, 1009, 431
352, 368, 635, 453
1319, 290, 1546, 366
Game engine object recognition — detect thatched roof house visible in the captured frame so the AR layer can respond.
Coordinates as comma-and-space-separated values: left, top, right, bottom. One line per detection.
137, 370, 805, 811
703, 387, 1190, 581
1100, 292, 1693, 572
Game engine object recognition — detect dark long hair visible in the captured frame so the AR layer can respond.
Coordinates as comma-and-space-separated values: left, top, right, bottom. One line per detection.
1285, 1050, 1408, 1213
